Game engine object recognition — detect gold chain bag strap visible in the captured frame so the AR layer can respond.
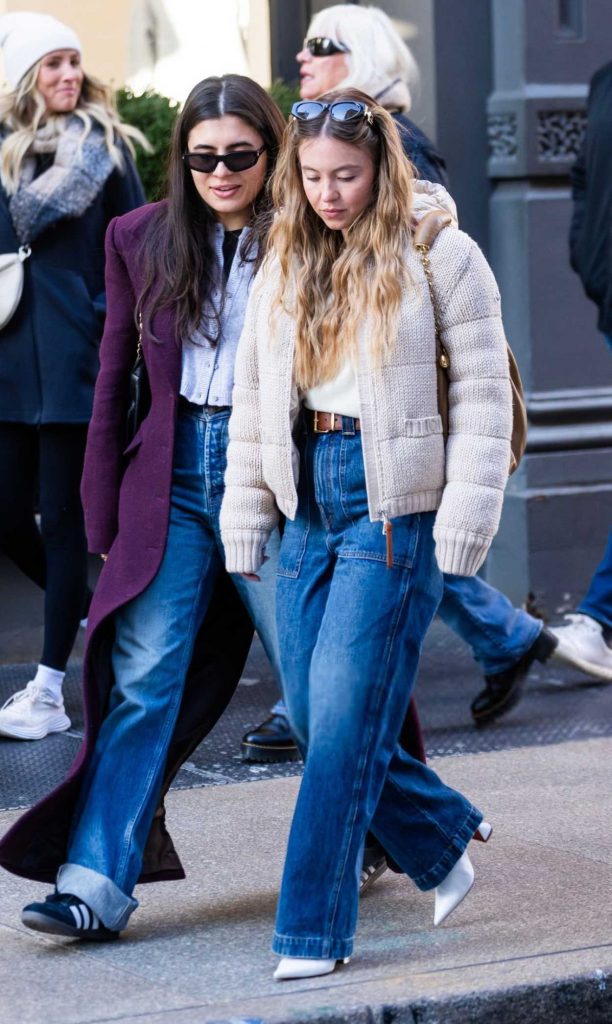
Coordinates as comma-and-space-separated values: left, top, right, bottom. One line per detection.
413, 210, 527, 475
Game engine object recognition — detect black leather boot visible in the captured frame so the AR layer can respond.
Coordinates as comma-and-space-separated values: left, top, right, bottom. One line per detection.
240, 713, 301, 763
471, 627, 558, 725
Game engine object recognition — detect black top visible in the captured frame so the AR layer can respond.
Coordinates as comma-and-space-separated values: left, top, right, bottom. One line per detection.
222, 228, 242, 282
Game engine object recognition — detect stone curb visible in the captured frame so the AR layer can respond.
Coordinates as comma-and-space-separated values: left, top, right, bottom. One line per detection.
208, 969, 612, 1024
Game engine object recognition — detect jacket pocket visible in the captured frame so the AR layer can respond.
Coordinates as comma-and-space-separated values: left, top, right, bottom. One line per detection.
403, 414, 443, 437
379, 419, 445, 500
277, 446, 310, 578
277, 510, 309, 578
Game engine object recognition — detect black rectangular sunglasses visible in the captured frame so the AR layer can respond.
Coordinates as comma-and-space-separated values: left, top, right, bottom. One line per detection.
305, 36, 350, 57
183, 145, 265, 174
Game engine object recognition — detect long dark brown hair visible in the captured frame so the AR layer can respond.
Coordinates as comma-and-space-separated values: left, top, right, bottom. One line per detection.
137, 74, 285, 344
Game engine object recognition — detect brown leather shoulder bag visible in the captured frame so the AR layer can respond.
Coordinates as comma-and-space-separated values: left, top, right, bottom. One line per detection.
413, 210, 527, 475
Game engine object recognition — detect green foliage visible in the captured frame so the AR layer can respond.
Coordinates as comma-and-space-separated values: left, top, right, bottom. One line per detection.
114, 79, 299, 200
116, 87, 179, 201
267, 79, 300, 120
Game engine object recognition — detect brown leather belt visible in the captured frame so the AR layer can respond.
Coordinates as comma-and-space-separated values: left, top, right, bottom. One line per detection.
306, 409, 361, 433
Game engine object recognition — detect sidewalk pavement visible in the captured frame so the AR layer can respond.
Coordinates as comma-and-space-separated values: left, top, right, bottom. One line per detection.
2, 557, 611, 1022
1, 734, 611, 1024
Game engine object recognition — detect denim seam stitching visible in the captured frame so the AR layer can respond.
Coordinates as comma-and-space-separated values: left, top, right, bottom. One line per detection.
278, 433, 312, 578
339, 436, 357, 527
337, 548, 413, 569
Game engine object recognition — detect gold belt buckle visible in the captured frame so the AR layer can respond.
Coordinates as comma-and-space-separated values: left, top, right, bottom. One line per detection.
313, 411, 335, 433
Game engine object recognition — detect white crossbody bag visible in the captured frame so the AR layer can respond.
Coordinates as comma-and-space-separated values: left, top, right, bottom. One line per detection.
0, 244, 31, 329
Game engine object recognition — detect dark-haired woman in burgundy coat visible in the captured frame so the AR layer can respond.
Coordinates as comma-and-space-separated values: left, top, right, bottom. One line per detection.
0, 74, 286, 938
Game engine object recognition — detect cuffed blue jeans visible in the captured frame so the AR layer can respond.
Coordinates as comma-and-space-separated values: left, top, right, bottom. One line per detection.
273, 426, 482, 960
58, 407, 281, 931
578, 528, 612, 629
438, 574, 541, 675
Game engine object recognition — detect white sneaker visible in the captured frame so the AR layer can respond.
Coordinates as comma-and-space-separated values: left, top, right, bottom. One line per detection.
0, 682, 71, 739
549, 614, 612, 681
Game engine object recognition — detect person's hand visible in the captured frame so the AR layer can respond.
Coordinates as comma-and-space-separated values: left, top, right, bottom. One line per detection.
239, 553, 269, 583
100, 553, 108, 562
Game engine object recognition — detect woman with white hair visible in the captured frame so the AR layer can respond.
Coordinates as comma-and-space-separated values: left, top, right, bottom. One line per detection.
296, 3, 447, 184
0, 12, 145, 741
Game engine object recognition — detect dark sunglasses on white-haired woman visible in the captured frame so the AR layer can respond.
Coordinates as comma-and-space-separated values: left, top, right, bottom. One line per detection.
304, 36, 350, 57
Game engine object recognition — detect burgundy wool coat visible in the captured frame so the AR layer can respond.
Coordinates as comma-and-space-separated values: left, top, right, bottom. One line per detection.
0, 202, 254, 884
0, 201, 426, 885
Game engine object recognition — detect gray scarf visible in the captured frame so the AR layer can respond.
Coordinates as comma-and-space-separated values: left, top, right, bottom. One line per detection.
8, 116, 114, 244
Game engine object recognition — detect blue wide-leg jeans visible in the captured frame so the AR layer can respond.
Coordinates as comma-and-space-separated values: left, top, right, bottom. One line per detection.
578, 528, 612, 629
271, 570, 542, 717
438, 574, 542, 675
273, 427, 482, 960
58, 407, 281, 931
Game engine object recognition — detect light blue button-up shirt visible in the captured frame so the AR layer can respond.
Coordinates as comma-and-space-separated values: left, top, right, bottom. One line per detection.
180, 223, 255, 407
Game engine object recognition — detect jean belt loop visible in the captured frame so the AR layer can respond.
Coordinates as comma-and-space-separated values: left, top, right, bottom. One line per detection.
342, 416, 356, 437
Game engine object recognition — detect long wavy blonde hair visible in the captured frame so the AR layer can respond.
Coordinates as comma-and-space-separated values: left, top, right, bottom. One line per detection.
267, 88, 414, 389
0, 59, 147, 194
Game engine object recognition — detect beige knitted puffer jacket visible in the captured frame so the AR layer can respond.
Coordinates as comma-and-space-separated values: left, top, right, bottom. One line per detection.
220, 182, 513, 578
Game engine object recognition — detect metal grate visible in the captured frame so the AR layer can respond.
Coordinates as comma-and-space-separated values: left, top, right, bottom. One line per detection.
1, 622, 610, 811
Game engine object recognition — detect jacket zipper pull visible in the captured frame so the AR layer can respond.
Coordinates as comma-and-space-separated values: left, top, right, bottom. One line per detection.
382, 513, 393, 569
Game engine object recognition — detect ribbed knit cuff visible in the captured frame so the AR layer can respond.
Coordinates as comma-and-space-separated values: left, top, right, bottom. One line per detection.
434, 528, 492, 576
222, 531, 269, 575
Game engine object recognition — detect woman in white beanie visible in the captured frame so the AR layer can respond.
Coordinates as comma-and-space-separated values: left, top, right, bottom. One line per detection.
0, 12, 145, 741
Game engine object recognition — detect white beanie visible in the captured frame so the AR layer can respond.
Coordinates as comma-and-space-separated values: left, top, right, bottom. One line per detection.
0, 12, 81, 89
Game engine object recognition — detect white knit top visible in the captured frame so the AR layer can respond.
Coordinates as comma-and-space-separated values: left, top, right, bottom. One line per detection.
302, 359, 360, 419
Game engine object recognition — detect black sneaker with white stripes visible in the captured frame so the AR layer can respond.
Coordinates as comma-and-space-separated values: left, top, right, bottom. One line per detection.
359, 856, 388, 895
21, 891, 119, 941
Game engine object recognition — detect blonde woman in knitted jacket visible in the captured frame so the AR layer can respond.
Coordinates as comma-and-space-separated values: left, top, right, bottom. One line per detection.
220, 90, 510, 980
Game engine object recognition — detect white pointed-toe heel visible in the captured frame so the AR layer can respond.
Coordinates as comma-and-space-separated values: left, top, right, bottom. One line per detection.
273, 956, 350, 981
433, 850, 475, 926
473, 820, 493, 843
